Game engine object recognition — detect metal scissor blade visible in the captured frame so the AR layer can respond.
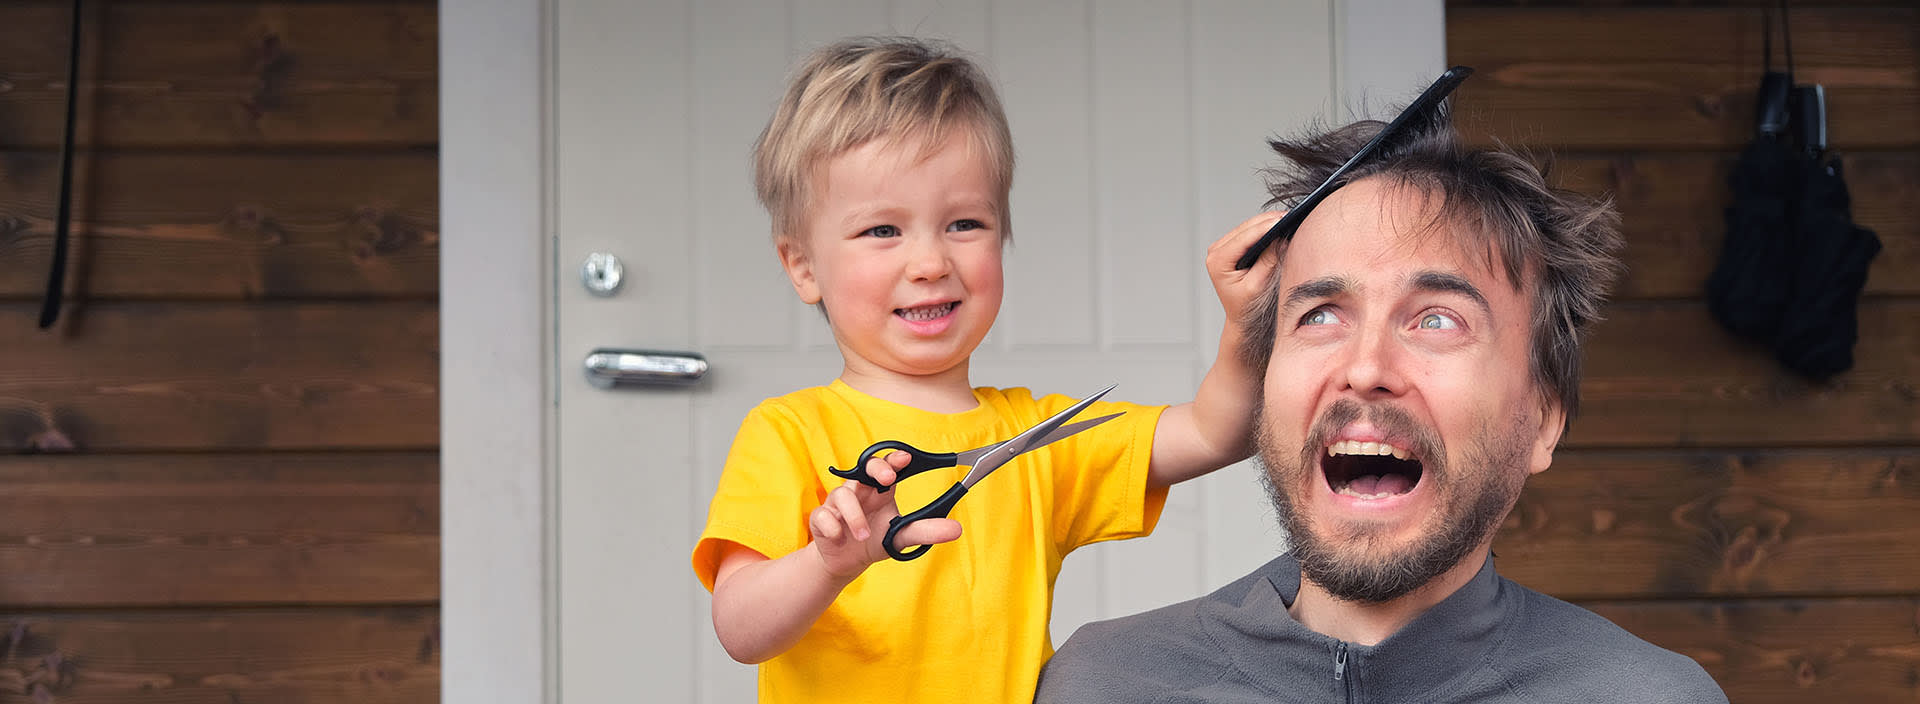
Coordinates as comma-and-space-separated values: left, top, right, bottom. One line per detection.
1022, 412, 1123, 454
959, 384, 1117, 487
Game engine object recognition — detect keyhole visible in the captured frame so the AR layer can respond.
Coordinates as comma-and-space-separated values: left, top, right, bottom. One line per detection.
581, 252, 625, 296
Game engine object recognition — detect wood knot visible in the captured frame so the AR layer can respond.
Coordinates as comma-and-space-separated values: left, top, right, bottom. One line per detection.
1693, 94, 1726, 119
226, 207, 285, 244
1794, 659, 1818, 687
25, 429, 74, 453
0, 216, 28, 242
354, 208, 430, 258
23, 650, 75, 702
246, 33, 296, 118
1590, 509, 1616, 533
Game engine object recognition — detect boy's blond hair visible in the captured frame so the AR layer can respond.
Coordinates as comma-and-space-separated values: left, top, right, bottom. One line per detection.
753, 36, 1015, 242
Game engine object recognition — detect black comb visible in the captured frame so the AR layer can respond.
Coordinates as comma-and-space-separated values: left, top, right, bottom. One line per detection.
1234, 66, 1474, 270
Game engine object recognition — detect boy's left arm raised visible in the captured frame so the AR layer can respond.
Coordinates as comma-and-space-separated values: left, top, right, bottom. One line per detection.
1146, 211, 1284, 488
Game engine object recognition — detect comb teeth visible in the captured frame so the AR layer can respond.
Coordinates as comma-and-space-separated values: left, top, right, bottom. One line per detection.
1234, 66, 1473, 270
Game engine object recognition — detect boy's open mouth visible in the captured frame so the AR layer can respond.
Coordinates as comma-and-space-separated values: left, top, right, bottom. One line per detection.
896, 302, 957, 321
1322, 439, 1424, 499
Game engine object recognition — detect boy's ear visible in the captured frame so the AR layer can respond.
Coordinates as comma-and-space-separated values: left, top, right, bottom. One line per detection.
775, 237, 822, 305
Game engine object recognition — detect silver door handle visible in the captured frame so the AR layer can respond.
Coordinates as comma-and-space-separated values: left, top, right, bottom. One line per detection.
583, 349, 708, 388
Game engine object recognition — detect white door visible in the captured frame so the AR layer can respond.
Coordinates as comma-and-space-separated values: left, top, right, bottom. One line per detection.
542, 1, 1422, 700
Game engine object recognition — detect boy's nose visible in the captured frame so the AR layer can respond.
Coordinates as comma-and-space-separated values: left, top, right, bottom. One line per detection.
904, 234, 953, 281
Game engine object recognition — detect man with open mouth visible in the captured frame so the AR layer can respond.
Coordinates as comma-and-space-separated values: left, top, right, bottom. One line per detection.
1036, 107, 1729, 702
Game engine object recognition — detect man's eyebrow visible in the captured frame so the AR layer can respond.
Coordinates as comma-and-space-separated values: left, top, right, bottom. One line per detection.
1411, 271, 1492, 318
1282, 276, 1354, 312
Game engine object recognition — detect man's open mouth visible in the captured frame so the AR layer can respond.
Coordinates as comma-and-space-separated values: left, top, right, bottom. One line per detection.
896, 302, 957, 321
1322, 440, 1424, 499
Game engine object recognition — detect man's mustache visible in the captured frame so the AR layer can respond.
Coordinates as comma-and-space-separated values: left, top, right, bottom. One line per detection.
1300, 399, 1444, 471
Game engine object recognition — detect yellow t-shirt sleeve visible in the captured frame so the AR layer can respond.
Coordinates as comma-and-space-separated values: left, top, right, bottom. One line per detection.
1043, 396, 1169, 553
690, 403, 819, 592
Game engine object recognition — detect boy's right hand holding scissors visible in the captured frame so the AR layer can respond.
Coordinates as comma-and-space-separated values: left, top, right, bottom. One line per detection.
810, 450, 963, 579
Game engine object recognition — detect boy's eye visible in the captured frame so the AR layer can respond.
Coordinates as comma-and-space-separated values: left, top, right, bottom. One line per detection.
862, 225, 901, 238
1417, 312, 1459, 330
1301, 307, 1341, 326
948, 219, 985, 232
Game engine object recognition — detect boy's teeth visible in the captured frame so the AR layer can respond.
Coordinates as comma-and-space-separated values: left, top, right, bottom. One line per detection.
897, 302, 955, 321
1327, 439, 1409, 460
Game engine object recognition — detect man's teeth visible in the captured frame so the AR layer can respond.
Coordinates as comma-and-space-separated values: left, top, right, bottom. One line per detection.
897, 302, 955, 321
1327, 439, 1410, 460
1336, 486, 1398, 500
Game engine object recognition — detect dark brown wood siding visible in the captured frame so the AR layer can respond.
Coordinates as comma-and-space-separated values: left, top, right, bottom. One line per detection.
0, 1, 438, 702
1449, 3, 1920, 702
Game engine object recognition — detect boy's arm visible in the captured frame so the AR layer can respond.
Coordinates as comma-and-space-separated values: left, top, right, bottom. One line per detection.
709, 453, 960, 663
709, 541, 854, 664
1148, 212, 1284, 488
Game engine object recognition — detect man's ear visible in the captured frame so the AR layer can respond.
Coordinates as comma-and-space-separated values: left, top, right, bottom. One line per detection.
1528, 398, 1567, 476
775, 237, 821, 305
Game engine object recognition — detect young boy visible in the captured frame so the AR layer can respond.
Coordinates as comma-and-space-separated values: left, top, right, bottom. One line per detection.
690, 36, 1282, 702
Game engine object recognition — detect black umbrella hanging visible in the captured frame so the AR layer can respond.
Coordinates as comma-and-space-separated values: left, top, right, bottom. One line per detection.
1706, 1, 1880, 380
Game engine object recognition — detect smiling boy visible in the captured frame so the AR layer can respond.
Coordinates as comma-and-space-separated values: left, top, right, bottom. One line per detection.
689, 36, 1280, 703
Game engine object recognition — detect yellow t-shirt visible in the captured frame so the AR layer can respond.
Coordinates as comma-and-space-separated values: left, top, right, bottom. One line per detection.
691, 380, 1168, 703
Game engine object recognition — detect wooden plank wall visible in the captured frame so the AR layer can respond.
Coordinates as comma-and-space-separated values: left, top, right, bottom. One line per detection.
0, 2, 439, 702
1449, 3, 1919, 702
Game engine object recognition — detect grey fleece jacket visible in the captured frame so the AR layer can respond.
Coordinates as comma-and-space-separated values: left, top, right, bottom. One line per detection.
1036, 553, 1727, 704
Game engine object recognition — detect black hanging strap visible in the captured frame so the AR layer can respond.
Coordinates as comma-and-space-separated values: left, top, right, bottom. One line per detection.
1754, 0, 1797, 139
38, 0, 83, 329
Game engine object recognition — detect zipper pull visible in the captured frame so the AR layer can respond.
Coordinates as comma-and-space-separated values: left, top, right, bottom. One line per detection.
1333, 642, 1348, 681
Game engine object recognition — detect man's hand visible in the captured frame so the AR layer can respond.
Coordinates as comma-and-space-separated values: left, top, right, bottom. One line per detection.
810, 450, 962, 579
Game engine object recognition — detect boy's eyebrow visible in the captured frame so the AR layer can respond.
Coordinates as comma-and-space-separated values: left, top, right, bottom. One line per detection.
1282, 276, 1355, 313
1410, 271, 1492, 318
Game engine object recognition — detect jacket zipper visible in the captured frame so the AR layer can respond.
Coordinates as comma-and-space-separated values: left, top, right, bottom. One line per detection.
1333, 642, 1351, 701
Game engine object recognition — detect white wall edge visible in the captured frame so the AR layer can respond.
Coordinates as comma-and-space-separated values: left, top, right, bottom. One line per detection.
440, 0, 554, 702
1336, 0, 1447, 116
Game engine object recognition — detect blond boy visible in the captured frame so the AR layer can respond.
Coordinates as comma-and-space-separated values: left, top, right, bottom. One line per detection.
690, 36, 1282, 702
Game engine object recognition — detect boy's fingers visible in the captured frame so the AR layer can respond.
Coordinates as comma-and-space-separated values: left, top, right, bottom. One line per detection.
864, 452, 900, 487
1210, 211, 1284, 251
891, 518, 962, 548
1207, 211, 1286, 273
809, 504, 842, 542
827, 483, 871, 542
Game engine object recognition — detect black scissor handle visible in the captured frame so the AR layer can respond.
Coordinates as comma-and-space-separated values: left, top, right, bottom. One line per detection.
885, 481, 968, 561
827, 440, 957, 492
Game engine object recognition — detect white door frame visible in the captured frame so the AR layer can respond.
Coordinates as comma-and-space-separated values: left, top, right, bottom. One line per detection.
438, 2, 1443, 701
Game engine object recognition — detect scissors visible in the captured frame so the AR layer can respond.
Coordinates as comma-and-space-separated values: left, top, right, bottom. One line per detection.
828, 384, 1124, 561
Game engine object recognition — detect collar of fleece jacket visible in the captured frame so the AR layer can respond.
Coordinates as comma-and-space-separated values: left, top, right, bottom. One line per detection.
1200, 553, 1507, 700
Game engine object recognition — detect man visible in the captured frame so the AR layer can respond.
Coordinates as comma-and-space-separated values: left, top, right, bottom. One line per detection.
1034, 113, 1729, 703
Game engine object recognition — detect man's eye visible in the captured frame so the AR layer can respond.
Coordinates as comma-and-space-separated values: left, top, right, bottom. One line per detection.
948, 219, 985, 232
862, 225, 901, 238
1301, 308, 1342, 326
1418, 312, 1459, 330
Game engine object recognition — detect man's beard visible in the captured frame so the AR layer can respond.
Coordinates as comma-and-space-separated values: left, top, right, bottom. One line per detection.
1257, 398, 1531, 604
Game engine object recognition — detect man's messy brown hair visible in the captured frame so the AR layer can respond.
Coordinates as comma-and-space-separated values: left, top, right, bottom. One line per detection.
1239, 109, 1624, 420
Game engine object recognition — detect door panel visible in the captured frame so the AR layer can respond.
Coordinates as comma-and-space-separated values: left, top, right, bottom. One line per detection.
555, 1, 1334, 699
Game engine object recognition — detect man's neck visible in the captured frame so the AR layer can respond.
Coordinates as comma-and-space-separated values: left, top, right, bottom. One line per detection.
1286, 544, 1492, 646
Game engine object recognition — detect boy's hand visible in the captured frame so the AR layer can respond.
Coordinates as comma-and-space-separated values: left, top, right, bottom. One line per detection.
809, 450, 962, 579
1207, 211, 1287, 325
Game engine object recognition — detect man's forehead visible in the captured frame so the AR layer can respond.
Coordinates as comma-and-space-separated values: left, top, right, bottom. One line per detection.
1283, 178, 1515, 291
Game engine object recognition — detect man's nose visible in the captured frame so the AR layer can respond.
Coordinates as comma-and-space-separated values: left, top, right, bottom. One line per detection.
1340, 324, 1408, 398
904, 232, 953, 281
